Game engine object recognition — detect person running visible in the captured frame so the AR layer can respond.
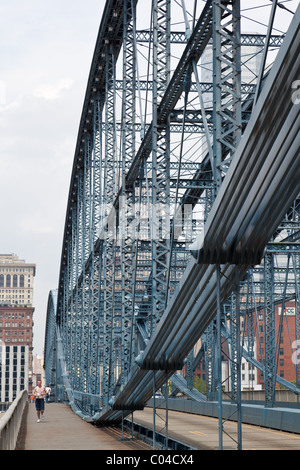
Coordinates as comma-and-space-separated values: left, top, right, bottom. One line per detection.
33, 380, 46, 422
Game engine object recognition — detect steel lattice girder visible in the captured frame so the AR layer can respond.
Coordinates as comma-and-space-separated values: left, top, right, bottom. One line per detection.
47, 0, 300, 423
101, 6, 300, 422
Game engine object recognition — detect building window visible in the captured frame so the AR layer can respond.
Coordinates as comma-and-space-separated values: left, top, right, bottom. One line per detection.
0, 275, 4, 287
6, 275, 11, 287
13, 275, 18, 287
20, 275, 24, 288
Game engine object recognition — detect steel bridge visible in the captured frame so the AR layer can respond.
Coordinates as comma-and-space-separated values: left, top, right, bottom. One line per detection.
44, 0, 300, 449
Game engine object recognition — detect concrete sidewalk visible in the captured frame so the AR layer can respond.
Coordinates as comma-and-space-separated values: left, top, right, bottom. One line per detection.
18, 402, 150, 450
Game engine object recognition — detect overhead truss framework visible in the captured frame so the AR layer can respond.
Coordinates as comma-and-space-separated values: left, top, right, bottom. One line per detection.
44, 0, 300, 427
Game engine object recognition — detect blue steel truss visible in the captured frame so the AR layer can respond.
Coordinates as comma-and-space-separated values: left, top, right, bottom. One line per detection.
44, 0, 300, 439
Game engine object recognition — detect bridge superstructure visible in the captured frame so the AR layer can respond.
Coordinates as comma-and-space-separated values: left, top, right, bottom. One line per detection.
44, 0, 300, 448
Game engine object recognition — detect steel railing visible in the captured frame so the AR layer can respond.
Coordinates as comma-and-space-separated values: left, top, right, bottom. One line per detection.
0, 390, 28, 450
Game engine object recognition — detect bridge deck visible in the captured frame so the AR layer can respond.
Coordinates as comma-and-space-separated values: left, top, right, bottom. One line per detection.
133, 408, 300, 450
17, 402, 151, 451
16, 401, 300, 451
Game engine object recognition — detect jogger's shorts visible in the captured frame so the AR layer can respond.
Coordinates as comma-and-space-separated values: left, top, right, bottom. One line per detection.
35, 398, 45, 411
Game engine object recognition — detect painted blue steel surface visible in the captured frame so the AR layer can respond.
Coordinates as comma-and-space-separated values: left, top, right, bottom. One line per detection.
43, 0, 300, 437
148, 398, 300, 434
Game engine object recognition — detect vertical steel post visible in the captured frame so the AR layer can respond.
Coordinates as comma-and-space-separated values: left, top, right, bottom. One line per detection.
295, 253, 300, 388
165, 382, 169, 449
264, 252, 275, 407
212, 0, 242, 448
212, 0, 241, 196
151, 0, 171, 332
153, 371, 156, 450
235, 269, 242, 450
293, 200, 300, 388
216, 264, 223, 450
212, 1, 223, 197
103, 42, 117, 405
120, 0, 137, 386
205, 321, 215, 400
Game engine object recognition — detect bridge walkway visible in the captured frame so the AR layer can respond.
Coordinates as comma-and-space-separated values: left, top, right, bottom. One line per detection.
133, 408, 300, 450
17, 402, 151, 451
16, 400, 300, 451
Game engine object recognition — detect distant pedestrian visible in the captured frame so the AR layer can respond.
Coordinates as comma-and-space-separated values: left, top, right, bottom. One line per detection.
45, 385, 52, 403
33, 380, 46, 422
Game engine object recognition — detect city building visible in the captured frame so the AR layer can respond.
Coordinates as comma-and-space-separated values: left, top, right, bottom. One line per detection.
32, 354, 43, 387
256, 301, 298, 387
0, 254, 36, 401
194, 300, 298, 395
0, 341, 29, 403
0, 253, 35, 307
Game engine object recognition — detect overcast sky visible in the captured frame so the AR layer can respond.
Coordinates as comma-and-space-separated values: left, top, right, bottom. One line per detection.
0, 1, 298, 357
0, 1, 104, 355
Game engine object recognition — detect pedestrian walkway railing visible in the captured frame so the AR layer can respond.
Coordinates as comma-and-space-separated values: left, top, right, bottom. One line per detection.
0, 390, 28, 450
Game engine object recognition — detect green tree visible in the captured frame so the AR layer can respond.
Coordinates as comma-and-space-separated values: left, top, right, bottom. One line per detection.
194, 376, 206, 394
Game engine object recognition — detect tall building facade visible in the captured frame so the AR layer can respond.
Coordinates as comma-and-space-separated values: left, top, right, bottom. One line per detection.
0, 253, 35, 306
0, 341, 29, 403
256, 301, 298, 387
0, 254, 36, 401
